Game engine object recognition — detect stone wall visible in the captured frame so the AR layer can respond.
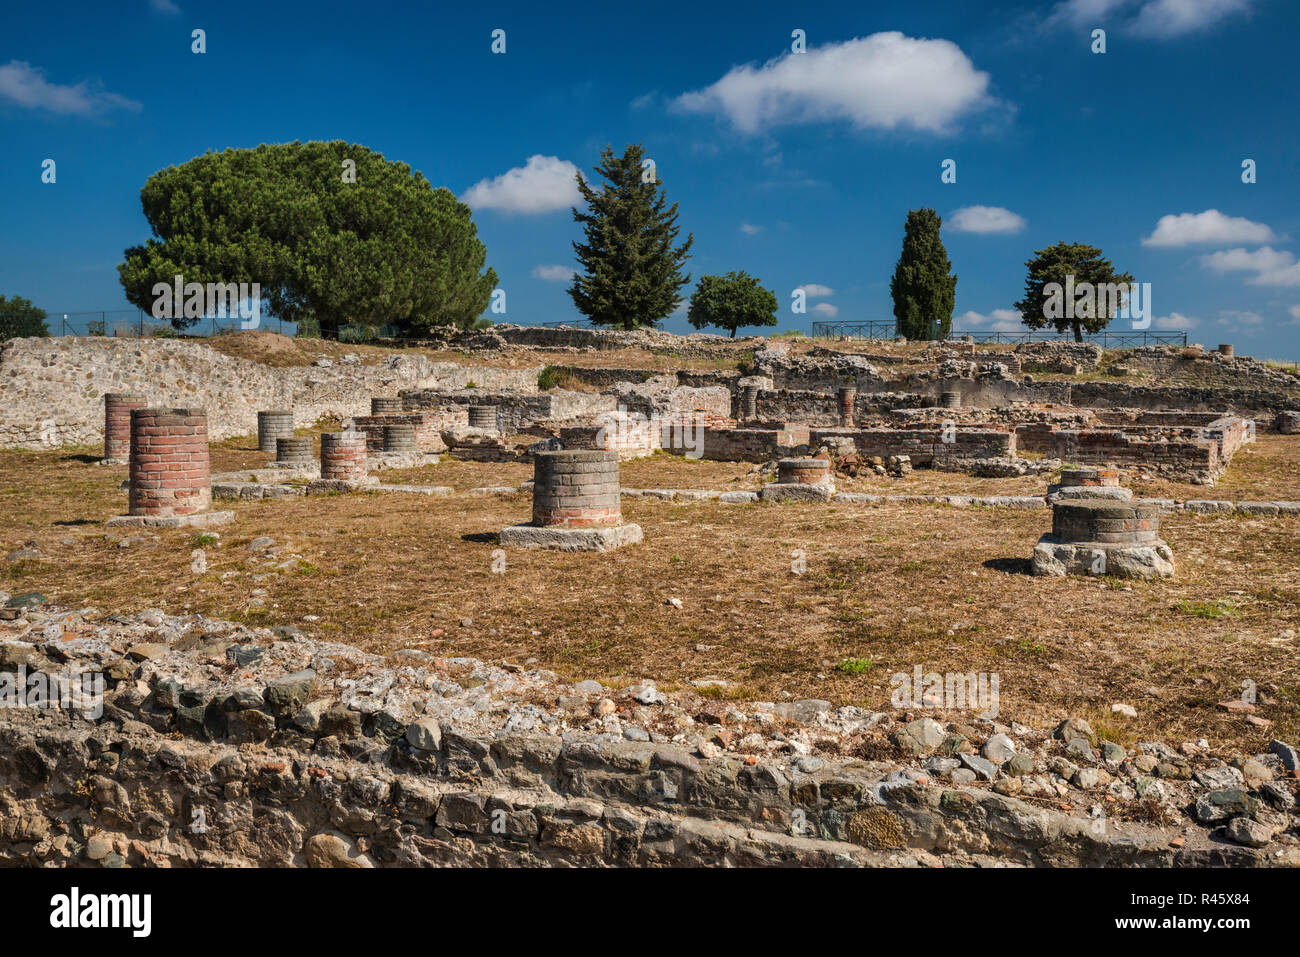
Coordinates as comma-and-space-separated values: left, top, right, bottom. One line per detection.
811, 427, 1016, 466
702, 426, 811, 462
0, 337, 539, 449
1068, 381, 1299, 416
350, 411, 463, 452
401, 388, 616, 433
1014, 418, 1249, 483
1, 606, 1286, 868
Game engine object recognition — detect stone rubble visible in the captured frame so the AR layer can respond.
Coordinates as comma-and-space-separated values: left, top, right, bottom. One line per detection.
1, 600, 1296, 867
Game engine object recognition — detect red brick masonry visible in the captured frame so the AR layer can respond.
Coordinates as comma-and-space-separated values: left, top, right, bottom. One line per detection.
128, 408, 212, 517
104, 393, 147, 462
532, 450, 622, 528
320, 432, 367, 481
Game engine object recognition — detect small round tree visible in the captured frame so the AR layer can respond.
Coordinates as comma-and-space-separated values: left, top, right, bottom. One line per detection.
117, 141, 497, 338
1014, 242, 1135, 342
0, 295, 49, 341
687, 271, 778, 338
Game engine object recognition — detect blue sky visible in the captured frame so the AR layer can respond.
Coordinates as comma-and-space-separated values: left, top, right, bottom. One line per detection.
2, 0, 1299, 356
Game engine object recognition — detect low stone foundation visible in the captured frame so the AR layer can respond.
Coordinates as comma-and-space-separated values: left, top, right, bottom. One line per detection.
1, 606, 1293, 868
1032, 499, 1175, 579
498, 523, 644, 551
760, 457, 835, 503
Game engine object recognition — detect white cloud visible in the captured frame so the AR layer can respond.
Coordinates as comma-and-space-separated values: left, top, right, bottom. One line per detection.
1201, 246, 1293, 273
531, 265, 575, 282
811, 303, 839, 317
801, 284, 834, 298
1131, 0, 1252, 38
1289, 305, 1300, 323
0, 60, 142, 115
674, 32, 994, 135
1142, 209, 1278, 247
1202, 247, 1300, 286
956, 308, 1023, 332
947, 205, 1026, 234
461, 155, 582, 215
740, 222, 763, 235
148, 0, 181, 13
1043, 0, 1251, 38
1046, 0, 1133, 29
1151, 312, 1199, 330
1253, 263, 1300, 286
1216, 310, 1265, 328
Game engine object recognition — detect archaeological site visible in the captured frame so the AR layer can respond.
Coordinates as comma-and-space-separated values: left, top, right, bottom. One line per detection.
1, 325, 1298, 881
6, 0, 1300, 935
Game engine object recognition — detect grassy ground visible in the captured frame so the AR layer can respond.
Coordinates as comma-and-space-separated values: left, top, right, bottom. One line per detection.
2, 442, 1298, 755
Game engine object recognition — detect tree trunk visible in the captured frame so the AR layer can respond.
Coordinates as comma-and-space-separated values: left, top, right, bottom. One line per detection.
730, 328, 737, 339
1073, 322, 1083, 343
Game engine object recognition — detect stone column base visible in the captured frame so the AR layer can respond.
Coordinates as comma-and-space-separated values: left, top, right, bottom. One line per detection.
760, 482, 835, 503
307, 477, 380, 494
499, 523, 643, 552
106, 510, 234, 529
1031, 535, 1175, 580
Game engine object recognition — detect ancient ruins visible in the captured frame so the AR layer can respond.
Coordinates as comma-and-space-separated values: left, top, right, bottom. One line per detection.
1, 325, 1298, 868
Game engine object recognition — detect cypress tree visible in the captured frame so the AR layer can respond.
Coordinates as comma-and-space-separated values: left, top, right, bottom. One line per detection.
569, 144, 693, 330
889, 208, 957, 340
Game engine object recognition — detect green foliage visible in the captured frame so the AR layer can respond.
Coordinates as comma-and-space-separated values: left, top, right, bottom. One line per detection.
890, 208, 956, 340
569, 143, 694, 330
1013, 242, 1134, 342
537, 365, 560, 390
687, 270, 778, 338
0, 295, 49, 341
117, 141, 497, 338
835, 658, 874, 675
1174, 598, 1233, 619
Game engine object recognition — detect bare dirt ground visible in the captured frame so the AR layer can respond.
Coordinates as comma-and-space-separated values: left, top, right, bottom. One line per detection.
3, 439, 1297, 757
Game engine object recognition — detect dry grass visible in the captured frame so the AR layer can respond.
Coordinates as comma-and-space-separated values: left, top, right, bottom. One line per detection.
202, 330, 754, 374
3, 443, 1299, 755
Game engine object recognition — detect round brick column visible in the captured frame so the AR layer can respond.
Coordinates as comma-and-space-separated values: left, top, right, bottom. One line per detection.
941, 391, 962, 409
1052, 500, 1160, 545
1058, 467, 1120, 488
1218, 344, 1234, 357
382, 424, 417, 453
778, 457, 832, 485
837, 387, 857, 427
257, 410, 294, 453
371, 397, 403, 415
276, 436, 314, 467
104, 393, 147, 463
320, 432, 367, 481
469, 406, 498, 431
741, 385, 761, 420
532, 450, 621, 528
128, 408, 212, 517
